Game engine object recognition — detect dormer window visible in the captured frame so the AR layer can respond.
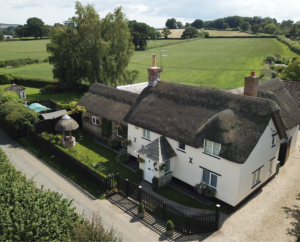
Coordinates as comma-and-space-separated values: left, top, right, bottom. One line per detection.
204, 139, 221, 157
178, 141, 185, 151
143, 129, 150, 140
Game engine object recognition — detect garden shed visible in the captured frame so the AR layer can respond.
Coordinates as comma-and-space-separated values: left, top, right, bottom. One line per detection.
4, 83, 26, 99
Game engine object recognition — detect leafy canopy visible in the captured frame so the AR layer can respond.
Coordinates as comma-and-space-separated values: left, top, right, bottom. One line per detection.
47, 2, 138, 90
181, 27, 199, 39
162, 27, 172, 39
281, 59, 300, 82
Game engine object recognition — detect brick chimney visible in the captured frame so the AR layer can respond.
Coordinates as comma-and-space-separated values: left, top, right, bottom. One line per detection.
148, 54, 161, 87
244, 71, 259, 97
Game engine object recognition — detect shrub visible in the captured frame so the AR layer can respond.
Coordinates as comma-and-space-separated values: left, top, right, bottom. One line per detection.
277, 35, 300, 55
138, 203, 145, 213
44, 84, 53, 93
136, 168, 143, 175
108, 139, 122, 148
0, 91, 22, 105
117, 153, 130, 164
260, 64, 278, 81
0, 73, 13, 84
152, 176, 158, 184
264, 55, 276, 64
166, 220, 174, 231
281, 59, 300, 82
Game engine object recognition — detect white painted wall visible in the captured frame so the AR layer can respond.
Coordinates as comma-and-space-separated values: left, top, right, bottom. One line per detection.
286, 125, 299, 154
236, 119, 280, 205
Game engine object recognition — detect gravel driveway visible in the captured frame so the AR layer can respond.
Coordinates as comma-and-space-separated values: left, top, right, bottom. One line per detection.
205, 131, 300, 242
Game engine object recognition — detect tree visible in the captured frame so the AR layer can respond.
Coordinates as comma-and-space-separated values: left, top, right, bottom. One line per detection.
156, 31, 162, 38
176, 21, 183, 29
128, 20, 157, 49
191, 19, 204, 29
263, 24, 277, 34
26, 17, 45, 39
281, 59, 300, 82
47, 2, 138, 90
0, 32, 3, 41
166, 18, 177, 29
289, 24, 299, 36
15, 25, 25, 38
222, 23, 229, 30
240, 22, 250, 31
251, 24, 260, 33
162, 27, 172, 38
43, 25, 52, 37
181, 27, 199, 39
185, 22, 191, 28
214, 18, 225, 29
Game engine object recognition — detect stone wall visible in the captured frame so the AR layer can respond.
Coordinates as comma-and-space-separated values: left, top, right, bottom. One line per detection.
82, 112, 101, 137
157, 171, 172, 188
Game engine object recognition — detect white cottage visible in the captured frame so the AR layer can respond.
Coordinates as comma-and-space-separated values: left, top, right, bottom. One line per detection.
123, 56, 300, 210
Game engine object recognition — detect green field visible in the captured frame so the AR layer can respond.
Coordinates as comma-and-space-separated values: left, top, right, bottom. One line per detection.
0, 39, 50, 60
1, 38, 298, 89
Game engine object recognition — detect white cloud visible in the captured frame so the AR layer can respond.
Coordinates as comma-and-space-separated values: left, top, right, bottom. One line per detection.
129, 5, 149, 14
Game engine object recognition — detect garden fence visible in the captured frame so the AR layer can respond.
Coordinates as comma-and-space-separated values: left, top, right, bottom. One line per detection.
30, 130, 219, 234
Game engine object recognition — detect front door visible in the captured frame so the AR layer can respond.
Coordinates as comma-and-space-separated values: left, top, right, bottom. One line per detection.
144, 159, 154, 183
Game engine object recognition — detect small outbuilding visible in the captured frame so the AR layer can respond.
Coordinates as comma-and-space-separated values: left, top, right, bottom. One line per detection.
4, 83, 26, 99
55, 114, 79, 148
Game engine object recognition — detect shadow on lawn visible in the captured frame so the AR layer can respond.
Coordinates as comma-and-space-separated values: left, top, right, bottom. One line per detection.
282, 193, 300, 240
26, 91, 85, 104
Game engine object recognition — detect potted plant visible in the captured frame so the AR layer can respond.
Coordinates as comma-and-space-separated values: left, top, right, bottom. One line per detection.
136, 168, 143, 181
152, 176, 158, 189
159, 164, 166, 171
165, 220, 174, 236
137, 156, 145, 163
138, 202, 145, 218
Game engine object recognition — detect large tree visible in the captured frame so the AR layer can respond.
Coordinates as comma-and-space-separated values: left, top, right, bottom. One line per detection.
251, 24, 260, 33
47, 2, 138, 90
240, 22, 250, 31
26, 17, 45, 39
191, 19, 204, 29
181, 27, 199, 39
166, 18, 177, 29
0, 32, 3, 41
128, 20, 157, 50
161, 27, 172, 38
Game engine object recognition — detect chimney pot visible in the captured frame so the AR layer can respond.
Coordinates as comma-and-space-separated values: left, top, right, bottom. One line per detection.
251, 71, 255, 77
244, 74, 259, 97
148, 54, 161, 86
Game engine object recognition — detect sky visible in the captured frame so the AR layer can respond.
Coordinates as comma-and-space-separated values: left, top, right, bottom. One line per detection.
1, 0, 299, 28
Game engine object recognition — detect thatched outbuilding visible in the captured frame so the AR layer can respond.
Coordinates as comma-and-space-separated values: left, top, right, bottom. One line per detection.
55, 114, 79, 147
4, 83, 26, 99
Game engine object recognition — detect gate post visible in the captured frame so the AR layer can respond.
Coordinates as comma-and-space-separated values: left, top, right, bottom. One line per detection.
116, 173, 120, 191
126, 179, 129, 197
105, 177, 108, 191
215, 204, 220, 231
187, 215, 190, 234
163, 202, 166, 220
138, 186, 142, 203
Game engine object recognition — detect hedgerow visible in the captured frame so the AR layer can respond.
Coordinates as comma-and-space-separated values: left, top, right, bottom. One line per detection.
277, 35, 300, 55
10, 75, 58, 88
0, 57, 48, 68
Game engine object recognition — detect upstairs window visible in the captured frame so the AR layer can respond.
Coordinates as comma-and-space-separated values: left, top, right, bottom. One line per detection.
143, 129, 150, 140
178, 141, 185, 151
92, 116, 99, 126
252, 168, 261, 187
204, 140, 221, 156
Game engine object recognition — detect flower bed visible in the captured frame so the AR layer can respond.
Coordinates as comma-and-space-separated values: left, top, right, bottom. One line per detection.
194, 183, 216, 197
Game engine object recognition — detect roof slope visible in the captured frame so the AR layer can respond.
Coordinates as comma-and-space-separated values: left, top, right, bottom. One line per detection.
283, 80, 300, 107
258, 78, 300, 130
4, 84, 25, 91
77, 83, 138, 124
137, 136, 177, 163
124, 81, 280, 164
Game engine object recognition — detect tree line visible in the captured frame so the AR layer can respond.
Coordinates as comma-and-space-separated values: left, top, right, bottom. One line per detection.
165, 16, 300, 35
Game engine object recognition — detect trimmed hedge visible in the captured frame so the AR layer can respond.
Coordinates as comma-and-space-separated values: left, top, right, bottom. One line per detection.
0, 57, 48, 68
0, 73, 13, 84
208, 36, 276, 38
5, 37, 50, 41
11, 75, 58, 88
277, 35, 300, 55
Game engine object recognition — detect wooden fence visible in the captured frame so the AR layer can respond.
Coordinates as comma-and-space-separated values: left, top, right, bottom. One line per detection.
30, 131, 219, 234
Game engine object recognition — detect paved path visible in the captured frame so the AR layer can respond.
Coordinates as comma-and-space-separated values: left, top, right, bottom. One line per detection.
204, 131, 300, 242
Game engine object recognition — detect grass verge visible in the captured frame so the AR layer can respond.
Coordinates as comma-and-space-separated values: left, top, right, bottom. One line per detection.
17, 135, 105, 199
154, 185, 231, 215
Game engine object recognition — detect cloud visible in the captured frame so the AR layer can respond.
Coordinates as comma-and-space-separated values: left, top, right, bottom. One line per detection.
129, 5, 149, 14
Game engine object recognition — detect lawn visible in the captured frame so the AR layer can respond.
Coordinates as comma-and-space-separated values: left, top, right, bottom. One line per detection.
1, 38, 298, 89
0, 39, 50, 60
0, 84, 85, 103
154, 186, 231, 215
17, 135, 105, 199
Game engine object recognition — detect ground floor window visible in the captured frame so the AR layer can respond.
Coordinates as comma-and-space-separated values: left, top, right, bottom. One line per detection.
269, 160, 274, 173
164, 159, 170, 174
252, 168, 261, 186
202, 169, 217, 189
117, 126, 122, 138
92, 116, 99, 126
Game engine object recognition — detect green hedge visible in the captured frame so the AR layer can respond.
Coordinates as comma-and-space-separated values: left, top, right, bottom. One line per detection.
208, 36, 276, 38
0, 57, 48, 68
0, 73, 13, 84
5, 37, 50, 41
11, 75, 58, 88
277, 35, 300, 55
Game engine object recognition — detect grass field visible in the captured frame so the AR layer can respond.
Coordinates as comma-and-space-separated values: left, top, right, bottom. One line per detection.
157, 29, 254, 38
0, 39, 50, 60
1, 38, 298, 89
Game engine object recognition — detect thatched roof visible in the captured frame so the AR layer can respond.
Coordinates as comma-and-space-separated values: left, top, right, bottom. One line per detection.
137, 136, 177, 163
257, 78, 300, 130
55, 115, 79, 131
124, 81, 281, 164
283, 80, 300, 107
4, 84, 25, 91
77, 83, 138, 125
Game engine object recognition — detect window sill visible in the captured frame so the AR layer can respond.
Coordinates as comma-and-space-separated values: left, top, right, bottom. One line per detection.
117, 135, 123, 138
202, 152, 220, 160
251, 181, 261, 189
177, 148, 186, 153
142, 137, 151, 141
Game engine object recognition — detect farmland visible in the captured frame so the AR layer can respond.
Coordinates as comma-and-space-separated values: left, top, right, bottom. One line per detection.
0, 38, 298, 89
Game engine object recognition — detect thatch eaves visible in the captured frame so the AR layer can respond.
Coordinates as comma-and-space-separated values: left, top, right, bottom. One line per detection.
124, 81, 281, 164
283, 80, 300, 107
77, 83, 138, 125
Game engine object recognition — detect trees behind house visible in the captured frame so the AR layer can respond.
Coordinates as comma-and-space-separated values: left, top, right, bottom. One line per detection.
47, 2, 138, 90
176, 21, 183, 29
0, 32, 3, 41
191, 19, 204, 29
26, 17, 45, 39
281, 59, 300, 82
181, 27, 199, 39
263, 24, 278, 34
166, 18, 177, 29
251, 24, 260, 33
128, 20, 157, 49
162, 27, 172, 38
240, 22, 250, 31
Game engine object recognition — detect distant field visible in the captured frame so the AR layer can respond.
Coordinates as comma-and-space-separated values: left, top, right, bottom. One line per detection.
157, 29, 254, 38
1, 38, 298, 89
147, 39, 191, 48
0, 39, 50, 60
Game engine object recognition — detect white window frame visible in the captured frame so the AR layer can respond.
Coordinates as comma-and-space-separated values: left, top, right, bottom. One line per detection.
92, 116, 99, 126
143, 129, 150, 140
202, 170, 218, 189
269, 160, 274, 174
252, 168, 261, 187
204, 139, 221, 157
117, 126, 122, 138
164, 159, 171, 174
178, 141, 185, 151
